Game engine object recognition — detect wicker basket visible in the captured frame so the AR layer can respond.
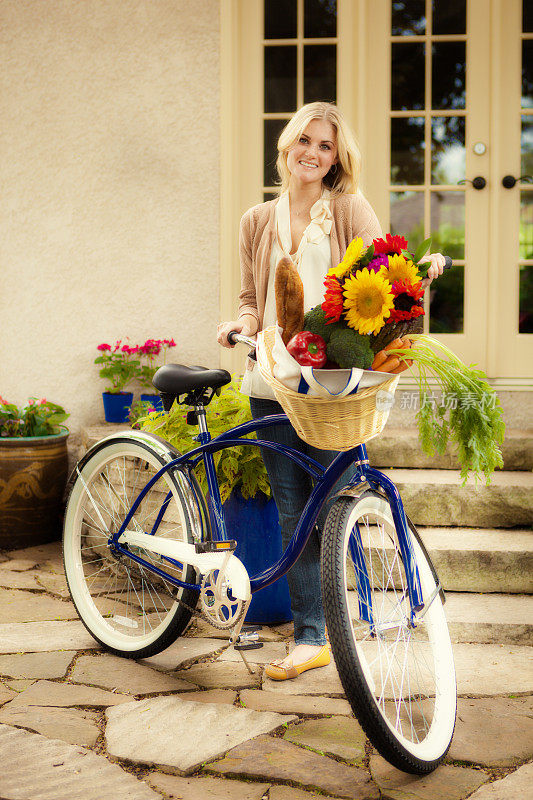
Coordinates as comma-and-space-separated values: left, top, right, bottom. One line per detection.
257, 326, 400, 451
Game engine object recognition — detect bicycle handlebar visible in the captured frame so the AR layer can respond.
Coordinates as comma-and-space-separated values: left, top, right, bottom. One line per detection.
227, 257, 453, 350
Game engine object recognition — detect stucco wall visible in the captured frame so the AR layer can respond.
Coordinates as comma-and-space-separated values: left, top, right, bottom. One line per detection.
1, 0, 220, 442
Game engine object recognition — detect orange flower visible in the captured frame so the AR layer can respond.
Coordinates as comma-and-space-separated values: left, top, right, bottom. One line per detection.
321, 275, 344, 323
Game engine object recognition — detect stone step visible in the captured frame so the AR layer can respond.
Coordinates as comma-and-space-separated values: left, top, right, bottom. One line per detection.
382, 468, 533, 528
443, 592, 533, 645
419, 527, 533, 594
366, 427, 533, 470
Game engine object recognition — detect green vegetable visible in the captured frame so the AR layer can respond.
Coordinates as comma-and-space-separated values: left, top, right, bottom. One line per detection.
303, 305, 342, 343
138, 379, 271, 502
386, 335, 505, 484
326, 328, 374, 369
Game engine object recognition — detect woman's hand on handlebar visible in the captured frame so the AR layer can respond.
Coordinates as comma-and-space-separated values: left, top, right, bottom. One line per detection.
217, 315, 258, 348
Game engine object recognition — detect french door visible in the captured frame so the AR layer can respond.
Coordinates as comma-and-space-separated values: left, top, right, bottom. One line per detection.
365, 0, 532, 379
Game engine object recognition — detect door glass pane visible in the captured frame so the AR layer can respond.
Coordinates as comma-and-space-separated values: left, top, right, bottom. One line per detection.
432, 42, 466, 109
522, 116, 533, 174
304, 0, 337, 38
519, 266, 533, 332
265, 0, 297, 39
391, 43, 425, 110
520, 191, 533, 259
522, 41, 533, 107
391, 1, 426, 35
431, 116, 466, 184
430, 191, 465, 259
432, 0, 466, 35
265, 46, 297, 112
304, 44, 336, 103
264, 118, 287, 186
524, 0, 533, 33
429, 266, 465, 333
391, 118, 425, 184
390, 191, 424, 250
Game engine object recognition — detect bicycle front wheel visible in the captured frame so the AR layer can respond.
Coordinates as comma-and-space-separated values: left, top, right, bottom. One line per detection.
63, 435, 202, 658
321, 491, 456, 774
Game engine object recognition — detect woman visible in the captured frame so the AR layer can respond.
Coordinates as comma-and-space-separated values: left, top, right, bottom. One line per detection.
218, 102, 445, 680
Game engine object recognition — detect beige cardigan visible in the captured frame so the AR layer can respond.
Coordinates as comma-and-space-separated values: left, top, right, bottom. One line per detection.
238, 193, 383, 330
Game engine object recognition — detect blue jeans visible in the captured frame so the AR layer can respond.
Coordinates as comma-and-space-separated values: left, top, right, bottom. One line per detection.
249, 397, 354, 646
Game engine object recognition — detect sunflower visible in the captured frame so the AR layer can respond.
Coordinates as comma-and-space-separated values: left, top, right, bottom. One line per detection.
343, 268, 395, 335
380, 254, 420, 285
322, 275, 344, 323
328, 236, 365, 279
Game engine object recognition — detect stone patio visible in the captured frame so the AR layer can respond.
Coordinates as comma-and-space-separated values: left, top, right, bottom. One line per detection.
0, 540, 531, 800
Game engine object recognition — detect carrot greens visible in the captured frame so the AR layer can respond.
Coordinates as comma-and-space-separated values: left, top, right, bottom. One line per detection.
386, 335, 505, 483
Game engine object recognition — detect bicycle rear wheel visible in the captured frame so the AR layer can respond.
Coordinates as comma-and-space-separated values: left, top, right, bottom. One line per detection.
321, 491, 456, 774
63, 435, 202, 658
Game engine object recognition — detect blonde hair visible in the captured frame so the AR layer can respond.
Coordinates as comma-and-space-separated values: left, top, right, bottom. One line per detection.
275, 102, 361, 197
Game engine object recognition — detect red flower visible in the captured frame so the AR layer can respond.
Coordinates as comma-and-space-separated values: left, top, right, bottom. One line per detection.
372, 234, 408, 255
321, 275, 344, 323
387, 280, 425, 322
97, 343, 111, 351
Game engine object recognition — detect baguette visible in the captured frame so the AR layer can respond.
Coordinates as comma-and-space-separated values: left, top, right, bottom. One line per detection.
275, 256, 305, 345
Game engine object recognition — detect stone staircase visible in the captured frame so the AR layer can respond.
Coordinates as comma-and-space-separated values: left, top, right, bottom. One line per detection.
366, 428, 533, 648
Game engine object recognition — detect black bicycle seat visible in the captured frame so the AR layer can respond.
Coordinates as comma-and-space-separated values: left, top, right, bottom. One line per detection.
152, 364, 231, 396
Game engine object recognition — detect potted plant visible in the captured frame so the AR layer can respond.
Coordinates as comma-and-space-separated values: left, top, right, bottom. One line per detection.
140, 380, 292, 625
137, 338, 177, 411
95, 340, 140, 422
0, 397, 69, 549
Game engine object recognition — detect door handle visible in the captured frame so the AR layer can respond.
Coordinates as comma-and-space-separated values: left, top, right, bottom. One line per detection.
502, 174, 533, 188
457, 177, 486, 190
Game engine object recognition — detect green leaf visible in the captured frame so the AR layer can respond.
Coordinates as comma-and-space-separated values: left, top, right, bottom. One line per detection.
413, 237, 432, 264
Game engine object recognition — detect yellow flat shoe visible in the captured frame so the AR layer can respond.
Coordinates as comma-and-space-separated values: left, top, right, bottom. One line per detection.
264, 645, 330, 681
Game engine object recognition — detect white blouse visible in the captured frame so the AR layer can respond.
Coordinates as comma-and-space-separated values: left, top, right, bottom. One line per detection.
241, 190, 333, 400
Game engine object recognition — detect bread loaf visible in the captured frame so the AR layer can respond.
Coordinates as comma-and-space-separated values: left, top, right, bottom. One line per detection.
274, 257, 305, 345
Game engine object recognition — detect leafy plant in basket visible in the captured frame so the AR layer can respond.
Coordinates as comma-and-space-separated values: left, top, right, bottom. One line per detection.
286, 233, 505, 483
139, 379, 271, 502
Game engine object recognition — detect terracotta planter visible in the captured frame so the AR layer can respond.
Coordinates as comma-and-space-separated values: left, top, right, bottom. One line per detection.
0, 431, 69, 550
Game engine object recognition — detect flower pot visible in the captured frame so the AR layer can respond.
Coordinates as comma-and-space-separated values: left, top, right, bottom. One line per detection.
222, 487, 292, 625
0, 431, 69, 550
102, 392, 133, 423
140, 393, 163, 412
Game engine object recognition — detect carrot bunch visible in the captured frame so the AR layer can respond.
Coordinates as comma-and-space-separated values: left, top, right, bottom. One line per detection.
371, 337, 413, 374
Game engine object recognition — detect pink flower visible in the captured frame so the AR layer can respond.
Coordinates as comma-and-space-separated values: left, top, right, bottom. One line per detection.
164, 338, 176, 347
40, 398, 47, 405
97, 343, 111, 351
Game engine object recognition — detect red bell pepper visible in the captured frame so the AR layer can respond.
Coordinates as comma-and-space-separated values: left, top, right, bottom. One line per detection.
287, 331, 327, 368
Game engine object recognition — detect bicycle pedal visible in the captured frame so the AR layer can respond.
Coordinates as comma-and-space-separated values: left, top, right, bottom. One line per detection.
234, 641, 263, 651
241, 624, 262, 633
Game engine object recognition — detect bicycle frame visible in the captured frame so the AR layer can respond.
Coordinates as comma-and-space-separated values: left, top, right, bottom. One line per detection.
109, 412, 424, 617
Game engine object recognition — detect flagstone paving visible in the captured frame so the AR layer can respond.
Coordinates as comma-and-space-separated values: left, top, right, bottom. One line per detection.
369, 755, 489, 800
205, 734, 379, 799
447, 696, 533, 766
0, 705, 100, 746
0, 542, 531, 799
105, 695, 297, 774
70, 653, 195, 694
144, 772, 270, 799
282, 716, 367, 764
0, 651, 76, 679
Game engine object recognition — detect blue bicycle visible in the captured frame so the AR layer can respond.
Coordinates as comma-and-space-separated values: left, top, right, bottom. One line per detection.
63, 334, 457, 774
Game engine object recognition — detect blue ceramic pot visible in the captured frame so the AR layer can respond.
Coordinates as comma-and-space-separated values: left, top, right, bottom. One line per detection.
102, 392, 133, 423
222, 487, 292, 625
140, 393, 163, 412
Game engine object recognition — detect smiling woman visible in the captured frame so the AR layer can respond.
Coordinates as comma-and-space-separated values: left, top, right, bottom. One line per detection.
216, 100, 446, 680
